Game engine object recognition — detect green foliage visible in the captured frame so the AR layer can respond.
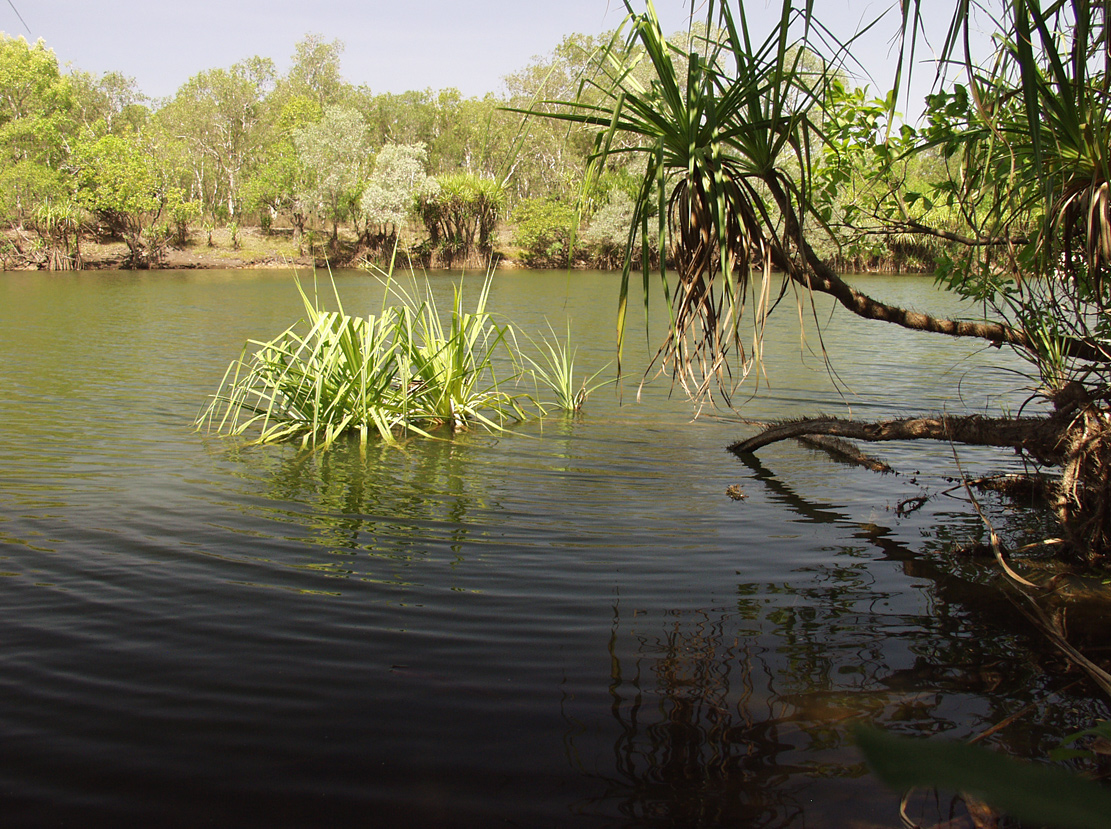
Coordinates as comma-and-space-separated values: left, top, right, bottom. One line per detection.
390, 274, 526, 431
155, 58, 274, 219
31, 196, 83, 268
1052, 720, 1111, 762
284, 35, 346, 109
0, 35, 75, 168
241, 96, 321, 236
856, 727, 1111, 829
293, 105, 372, 241
417, 173, 504, 266
0, 158, 66, 224
872, 0, 1111, 406
530, 0, 829, 400
581, 190, 657, 269
68, 69, 147, 133
512, 196, 577, 267
166, 190, 201, 246
197, 271, 528, 449
72, 131, 159, 241
525, 320, 613, 412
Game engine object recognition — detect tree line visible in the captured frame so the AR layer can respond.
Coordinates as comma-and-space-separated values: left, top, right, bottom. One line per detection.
0, 31, 635, 269
0, 28, 942, 271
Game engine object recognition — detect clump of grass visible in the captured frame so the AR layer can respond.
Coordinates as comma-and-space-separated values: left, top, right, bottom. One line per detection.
526, 320, 613, 413
197, 270, 527, 449
392, 274, 528, 434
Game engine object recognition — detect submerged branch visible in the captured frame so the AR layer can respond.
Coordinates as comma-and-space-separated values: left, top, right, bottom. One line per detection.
728, 417, 893, 472
728, 414, 1068, 464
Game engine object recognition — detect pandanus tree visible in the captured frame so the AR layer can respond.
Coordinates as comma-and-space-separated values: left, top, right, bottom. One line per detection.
533, 0, 1111, 564
541, 1, 815, 400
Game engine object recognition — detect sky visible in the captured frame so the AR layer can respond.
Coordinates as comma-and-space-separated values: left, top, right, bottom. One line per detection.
4, 1, 961, 113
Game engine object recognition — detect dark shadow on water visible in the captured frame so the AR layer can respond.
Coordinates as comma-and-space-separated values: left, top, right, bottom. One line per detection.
562, 459, 1110, 828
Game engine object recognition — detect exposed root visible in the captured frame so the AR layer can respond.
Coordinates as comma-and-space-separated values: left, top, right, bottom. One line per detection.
944, 474, 1057, 503
1056, 404, 1111, 562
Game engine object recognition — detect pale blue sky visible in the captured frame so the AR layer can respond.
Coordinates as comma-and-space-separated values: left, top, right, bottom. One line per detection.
7, 1, 961, 114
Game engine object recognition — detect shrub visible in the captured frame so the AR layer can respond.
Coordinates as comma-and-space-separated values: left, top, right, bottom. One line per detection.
512, 197, 577, 267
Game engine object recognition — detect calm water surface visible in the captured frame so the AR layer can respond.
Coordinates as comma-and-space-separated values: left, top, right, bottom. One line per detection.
0, 269, 1102, 827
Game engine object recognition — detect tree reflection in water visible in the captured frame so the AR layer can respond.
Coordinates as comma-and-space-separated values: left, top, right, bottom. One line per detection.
568, 461, 1107, 828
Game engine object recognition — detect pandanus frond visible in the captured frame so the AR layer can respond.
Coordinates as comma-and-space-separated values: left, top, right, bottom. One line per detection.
517, 0, 835, 403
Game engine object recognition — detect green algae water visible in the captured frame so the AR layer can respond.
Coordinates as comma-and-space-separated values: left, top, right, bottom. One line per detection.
0, 268, 1102, 827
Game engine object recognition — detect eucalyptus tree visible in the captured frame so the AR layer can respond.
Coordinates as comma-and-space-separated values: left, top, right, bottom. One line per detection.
423, 89, 510, 178
68, 69, 147, 133
292, 104, 372, 246
352, 86, 517, 180
502, 32, 614, 201
242, 95, 321, 236
355, 87, 440, 149
156, 57, 274, 218
283, 34, 347, 110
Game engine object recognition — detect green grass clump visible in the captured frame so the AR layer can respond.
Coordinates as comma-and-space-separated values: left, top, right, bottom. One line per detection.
197, 271, 528, 449
526, 320, 613, 413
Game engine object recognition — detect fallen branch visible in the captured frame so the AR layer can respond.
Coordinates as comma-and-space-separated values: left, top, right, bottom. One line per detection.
766, 178, 1111, 363
728, 414, 1068, 465
724, 417, 893, 472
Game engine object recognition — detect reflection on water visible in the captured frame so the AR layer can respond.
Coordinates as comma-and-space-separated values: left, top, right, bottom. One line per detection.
0, 269, 1106, 827
245, 438, 489, 554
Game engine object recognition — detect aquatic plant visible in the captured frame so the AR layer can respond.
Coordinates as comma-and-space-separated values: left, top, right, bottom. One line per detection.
390, 274, 528, 434
525, 320, 613, 413
197, 271, 528, 449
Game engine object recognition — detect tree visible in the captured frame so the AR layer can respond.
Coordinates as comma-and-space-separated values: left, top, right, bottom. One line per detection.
72, 130, 162, 266
535, 0, 1111, 563
292, 104, 371, 246
0, 35, 75, 226
68, 69, 147, 133
157, 58, 274, 218
358, 141, 438, 252
285, 34, 346, 109
501, 33, 613, 202
242, 95, 321, 237
512, 196, 577, 267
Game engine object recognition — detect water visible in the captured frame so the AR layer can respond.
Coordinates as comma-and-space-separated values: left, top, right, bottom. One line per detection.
0, 269, 1101, 827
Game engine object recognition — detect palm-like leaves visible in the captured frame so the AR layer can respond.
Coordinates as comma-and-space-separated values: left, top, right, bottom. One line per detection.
196, 272, 527, 449
525, 0, 831, 402
911, 0, 1111, 350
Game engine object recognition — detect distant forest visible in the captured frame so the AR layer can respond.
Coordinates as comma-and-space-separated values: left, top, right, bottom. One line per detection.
0, 30, 939, 271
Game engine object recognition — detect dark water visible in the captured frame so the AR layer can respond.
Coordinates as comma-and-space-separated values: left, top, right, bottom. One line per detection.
0, 269, 1102, 827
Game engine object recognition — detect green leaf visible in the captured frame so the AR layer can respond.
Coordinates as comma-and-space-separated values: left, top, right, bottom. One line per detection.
855, 727, 1111, 829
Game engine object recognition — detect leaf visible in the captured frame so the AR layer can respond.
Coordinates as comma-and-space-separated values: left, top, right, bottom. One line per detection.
855, 727, 1111, 829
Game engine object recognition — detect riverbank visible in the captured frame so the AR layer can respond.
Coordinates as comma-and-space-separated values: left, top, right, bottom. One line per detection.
4, 225, 530, 272
3, 224, 936, 274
